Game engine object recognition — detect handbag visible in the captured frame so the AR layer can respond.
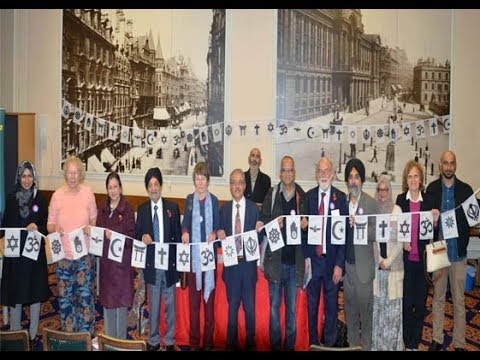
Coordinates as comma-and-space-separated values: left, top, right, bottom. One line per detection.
425, 240, 451, 273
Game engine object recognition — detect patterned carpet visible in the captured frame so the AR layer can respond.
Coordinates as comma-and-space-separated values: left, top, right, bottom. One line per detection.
1, 264, 479, 351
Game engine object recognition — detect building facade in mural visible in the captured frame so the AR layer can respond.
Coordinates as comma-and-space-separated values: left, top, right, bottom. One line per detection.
61, 9, 225, 177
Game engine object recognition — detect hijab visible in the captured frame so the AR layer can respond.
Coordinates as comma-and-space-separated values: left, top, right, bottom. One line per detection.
15, 161, 38, 219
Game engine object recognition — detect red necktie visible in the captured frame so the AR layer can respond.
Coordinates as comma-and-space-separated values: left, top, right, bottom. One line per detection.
235, 203, 243, 257
315, 192, 326, 256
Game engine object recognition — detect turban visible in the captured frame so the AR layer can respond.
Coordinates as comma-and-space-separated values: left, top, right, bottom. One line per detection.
144, 167, 163, 188
344, 158, 365, 183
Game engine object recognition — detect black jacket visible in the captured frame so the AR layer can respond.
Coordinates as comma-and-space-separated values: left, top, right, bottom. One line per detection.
244, 169, 271, 205
426, 176, 474, 258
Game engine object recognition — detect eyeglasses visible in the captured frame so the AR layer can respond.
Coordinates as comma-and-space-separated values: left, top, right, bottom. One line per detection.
377, 188, 389, 193
230, 180, 245, 186
316, 168, 332, 175
281, 168, 295, 174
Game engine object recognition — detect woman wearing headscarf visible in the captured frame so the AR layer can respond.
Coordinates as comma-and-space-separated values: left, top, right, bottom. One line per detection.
181, 162, 220, 351
371, 175, 403, 351
1, 161, 50, 347
96, 172, 135, 339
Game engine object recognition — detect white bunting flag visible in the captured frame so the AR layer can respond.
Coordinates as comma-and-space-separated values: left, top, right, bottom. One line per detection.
22, 231, 41, 261
347, 126, 357, 144
120, 125, 130, 145
69, 228, 88, 260
332, 125, 344, 144
429, 118, 439, 137
361, 126, 371, 144
107, 231, 125, 263
375, 125, 385, 143
402, 123, 412, 143
442, 115, 451, 133
171, 129, 182, 147
390, 125, 398, 142
176, 243, 191, 272
145, 130, 156, 148
419, 211, 434, 240
88, 226, 104, 256
265, 219, 285, 252
222, 236, 238, 267
330, 216, 346, 245
131, 240, 147, 269
319, 125, 330, 143
154, 243, 169, 270
199, 242, 216, 272
47, 232, 65, 263
61, 99, 72, 119
73, 107, 84, 125
307, 215, 323, 245
132, 126, 143, 147
158, 130, 170, 149
199, 126, 210, 146
185, 128, 195, 148
108, 122, 118, 141
415, 120, 426, 139
84, 113, 94, 132
441, 209, 459, 240
286, 216, 301, 245
462, 193, 480, 227
305, 125, 317, 142
353, 215, 368, 245
375, 214, 391, 243
397, 213, 412, 242
212, 122, 223, 143
3, 228, 21, 257
243, 230, 260, 262
96, 118, 106, 138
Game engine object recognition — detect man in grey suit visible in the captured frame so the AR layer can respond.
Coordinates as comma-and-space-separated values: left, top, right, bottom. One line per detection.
344, 159, 379, 351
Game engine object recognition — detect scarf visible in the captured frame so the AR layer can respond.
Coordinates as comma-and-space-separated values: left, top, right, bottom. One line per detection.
15, 161, 38, 219
191, 191, 215, 302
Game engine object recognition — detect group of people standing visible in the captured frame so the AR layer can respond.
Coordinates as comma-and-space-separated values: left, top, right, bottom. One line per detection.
0, 146, 475, 352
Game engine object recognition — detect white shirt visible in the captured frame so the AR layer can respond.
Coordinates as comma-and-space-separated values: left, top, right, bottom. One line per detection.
231, 197, 246, 235
406, 190, 423, 202
349, 193, 361, 216
151, 198, 164, 244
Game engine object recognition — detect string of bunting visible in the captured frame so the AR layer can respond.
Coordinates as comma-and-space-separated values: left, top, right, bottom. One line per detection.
2, 189, 478, 272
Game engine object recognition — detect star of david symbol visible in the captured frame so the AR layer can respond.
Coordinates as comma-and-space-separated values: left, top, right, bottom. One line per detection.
377, 128, 384, 138
161, 135, 167, 144
399, 220, 410, 236
225, 244, 234, 257
403, 126, 410, 136
267, 123, 275, 132
445, 216, 455, 229
363, 129, 370, 140
268, 228, 280, 244
179, 249, 190, 266
246, 236, 258, 256
186, 133, 194, 143
51, 238, 62, 255
7, 234, 19, 252
225, 125, 232, 135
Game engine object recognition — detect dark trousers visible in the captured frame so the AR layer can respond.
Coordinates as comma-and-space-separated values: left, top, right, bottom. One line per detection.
224, 260, 257, 348
403, 258, 428, 349
187, 271, 216, 348
307, 257, 339, 346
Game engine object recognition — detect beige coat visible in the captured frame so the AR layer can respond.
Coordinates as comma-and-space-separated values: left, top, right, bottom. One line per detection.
373, 205, 404, 300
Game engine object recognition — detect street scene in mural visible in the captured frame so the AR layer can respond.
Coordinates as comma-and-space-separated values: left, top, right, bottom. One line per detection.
61, 9, 225, 177
276, 9, 451, 184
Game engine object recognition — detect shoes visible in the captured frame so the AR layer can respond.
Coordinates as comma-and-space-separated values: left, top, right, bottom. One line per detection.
203, 344, 215, 351
147, 343, 160, 351
165, 344, 181, 351
454, 347, 466, 351
29, 335, 40, 351
428, 340, 442, 351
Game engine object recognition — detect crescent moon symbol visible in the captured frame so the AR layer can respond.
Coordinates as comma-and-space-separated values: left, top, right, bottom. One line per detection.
110, 238, 122, 258
147, 133, 154, 145
332, 220, 344, 241
307, 126, 315, 139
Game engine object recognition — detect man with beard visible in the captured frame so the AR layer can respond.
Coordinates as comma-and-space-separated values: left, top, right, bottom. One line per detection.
301, 157, 348, 349
427, 150, 474, 352
244, 148, 271, 208
343, 158, 378, 351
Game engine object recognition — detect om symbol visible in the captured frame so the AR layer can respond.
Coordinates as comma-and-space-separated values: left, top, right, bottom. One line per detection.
201, 248, 214, 266
420, 218, 433, 237
24, 234, 40, 253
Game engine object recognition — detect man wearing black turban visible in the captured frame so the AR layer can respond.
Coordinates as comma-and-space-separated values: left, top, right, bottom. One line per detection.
343, 158, 379, 351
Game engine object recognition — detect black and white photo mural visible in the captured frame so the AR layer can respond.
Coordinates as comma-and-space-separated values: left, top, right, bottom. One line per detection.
61, 9, 226, 177
276, 9, 451, 185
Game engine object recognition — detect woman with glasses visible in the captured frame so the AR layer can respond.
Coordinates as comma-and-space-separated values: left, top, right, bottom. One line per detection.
371, 175, 403, 351
1, 161, 49, 349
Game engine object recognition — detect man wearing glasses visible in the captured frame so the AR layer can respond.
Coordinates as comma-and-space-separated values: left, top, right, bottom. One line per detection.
256, 156, 306, 351
301, 157, 348, 349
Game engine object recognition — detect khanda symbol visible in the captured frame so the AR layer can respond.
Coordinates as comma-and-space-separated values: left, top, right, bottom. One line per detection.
290, 220, 298, 239
467, 203, 479, 222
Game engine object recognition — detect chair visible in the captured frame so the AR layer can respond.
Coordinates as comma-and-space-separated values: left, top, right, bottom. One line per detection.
0, 329, 30, 351
309, 344, 362, 351
42, 328, 92, 351
97, 333, 146, 351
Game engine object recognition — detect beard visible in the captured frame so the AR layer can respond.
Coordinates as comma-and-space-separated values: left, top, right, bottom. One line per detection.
442, 170, 454, 179
348, 184, 362, 198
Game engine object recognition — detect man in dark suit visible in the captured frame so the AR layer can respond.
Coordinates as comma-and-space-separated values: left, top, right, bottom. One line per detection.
135, 167, 181, 351
218, 169, 260, 351
244, 148, 271, 207
301, 157, 348, 349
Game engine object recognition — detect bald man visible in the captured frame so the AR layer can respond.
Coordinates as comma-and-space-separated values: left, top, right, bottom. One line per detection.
244, 148, 271, 207
426, 150, 474, 352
